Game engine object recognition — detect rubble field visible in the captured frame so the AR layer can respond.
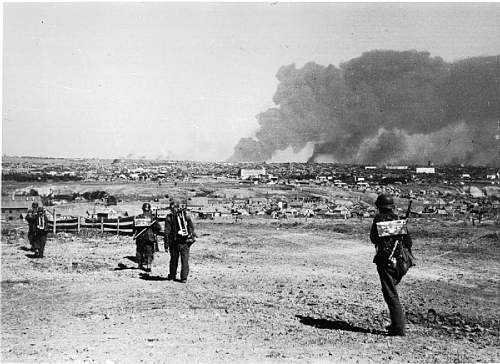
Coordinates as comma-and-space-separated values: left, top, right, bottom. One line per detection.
1, 215, 499, 363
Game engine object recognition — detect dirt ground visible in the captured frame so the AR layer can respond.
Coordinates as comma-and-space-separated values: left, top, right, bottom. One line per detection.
1, 216, 499, 363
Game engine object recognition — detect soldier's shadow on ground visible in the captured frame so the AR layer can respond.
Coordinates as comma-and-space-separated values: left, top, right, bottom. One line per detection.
19, 246, 31, 251
25, 253, 39, 259
125, 256, 139, 263
113, 263, 140, 271
295, 315, 385, 335
138, 273, 169, 281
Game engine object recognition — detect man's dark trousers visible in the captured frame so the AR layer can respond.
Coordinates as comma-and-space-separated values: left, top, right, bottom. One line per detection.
28, 232, 36, 251
377, 264, 405, 334
34, 234, 47, 258
169, 243, 190, 280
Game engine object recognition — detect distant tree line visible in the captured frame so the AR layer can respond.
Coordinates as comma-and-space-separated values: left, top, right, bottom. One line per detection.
48, 190, 118, 206
1, 172, 83, 182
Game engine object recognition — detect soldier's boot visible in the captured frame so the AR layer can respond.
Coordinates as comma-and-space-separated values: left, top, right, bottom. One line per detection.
387, 324, 405, 336
387, 329, 405, 336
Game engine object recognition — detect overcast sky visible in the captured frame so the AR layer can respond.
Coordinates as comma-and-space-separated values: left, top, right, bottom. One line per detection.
3, 2, 500, 161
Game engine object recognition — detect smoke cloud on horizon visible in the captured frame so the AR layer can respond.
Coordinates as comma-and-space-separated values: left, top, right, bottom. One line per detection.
229, 50, 500, 166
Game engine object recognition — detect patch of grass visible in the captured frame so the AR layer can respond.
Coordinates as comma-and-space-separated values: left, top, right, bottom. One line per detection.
1, 279, 31, 288
200, 252, 224, 261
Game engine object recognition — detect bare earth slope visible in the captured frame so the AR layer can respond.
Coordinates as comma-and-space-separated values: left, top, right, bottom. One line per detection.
2, 219, 499, 363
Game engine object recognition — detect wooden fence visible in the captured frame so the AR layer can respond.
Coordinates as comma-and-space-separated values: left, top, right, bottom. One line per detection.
47, 214, 167, 235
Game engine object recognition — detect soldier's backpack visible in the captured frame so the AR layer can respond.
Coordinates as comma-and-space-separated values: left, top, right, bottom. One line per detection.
376, 219, 415, 277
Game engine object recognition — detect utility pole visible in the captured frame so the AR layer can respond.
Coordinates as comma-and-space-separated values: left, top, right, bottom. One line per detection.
497, 55, 500, 170
497, 120, 500, 158
496, 120, 500, 175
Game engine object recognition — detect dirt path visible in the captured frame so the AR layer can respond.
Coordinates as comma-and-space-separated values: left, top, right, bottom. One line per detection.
2, 221, 499, 363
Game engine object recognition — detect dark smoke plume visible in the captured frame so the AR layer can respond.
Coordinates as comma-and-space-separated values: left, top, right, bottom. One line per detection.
230, 50, 500, 166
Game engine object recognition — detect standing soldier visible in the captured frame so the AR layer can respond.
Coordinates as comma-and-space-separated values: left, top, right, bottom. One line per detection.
133, 203, 161, 272
370, 194, 413, 336
32, 207, 49, 258
164, 202, 196, 283
25, 202, 39, 251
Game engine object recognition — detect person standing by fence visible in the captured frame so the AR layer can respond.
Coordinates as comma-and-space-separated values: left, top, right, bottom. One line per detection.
133, 203, 161, 273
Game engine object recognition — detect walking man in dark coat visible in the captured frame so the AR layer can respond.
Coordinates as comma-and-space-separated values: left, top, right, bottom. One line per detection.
25, 202, 39, 251
32, 207, 49, 258
164, 202, 196, 283
370, 194, 413, 336
134, 203, 161, 272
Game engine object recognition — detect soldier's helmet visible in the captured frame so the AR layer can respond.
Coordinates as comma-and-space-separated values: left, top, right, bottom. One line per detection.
142, 203, 151, 212
375, 194, 394, 209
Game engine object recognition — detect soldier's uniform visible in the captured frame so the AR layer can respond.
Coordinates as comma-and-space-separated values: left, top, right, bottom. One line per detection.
134, 203, 161, 272
370, 194, 413, 336
164, 203, 196, 283
25, 202, 39, 251
32, 207, 49, 258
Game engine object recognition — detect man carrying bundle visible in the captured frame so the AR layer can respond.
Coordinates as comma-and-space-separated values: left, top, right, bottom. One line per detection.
134, 203, 161, 273
370, 194, 415, 336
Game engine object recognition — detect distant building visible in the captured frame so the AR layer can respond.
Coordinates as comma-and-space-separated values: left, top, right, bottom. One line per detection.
239, 168, 266, 180
289, 200, 303, 208
188, 197, 209, 208
386, 165, 409, 170
1, 195, 43, 220
364, 166, 377, 170
416, 167, 436, 174
331, 205, 351, 218
249, 197, 267, 205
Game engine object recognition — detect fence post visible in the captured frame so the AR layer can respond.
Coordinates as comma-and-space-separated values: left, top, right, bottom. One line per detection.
117, 216, 120, 236
77, 216, 81, 234
101, 217, 104, 234
53, 208, 56, 234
